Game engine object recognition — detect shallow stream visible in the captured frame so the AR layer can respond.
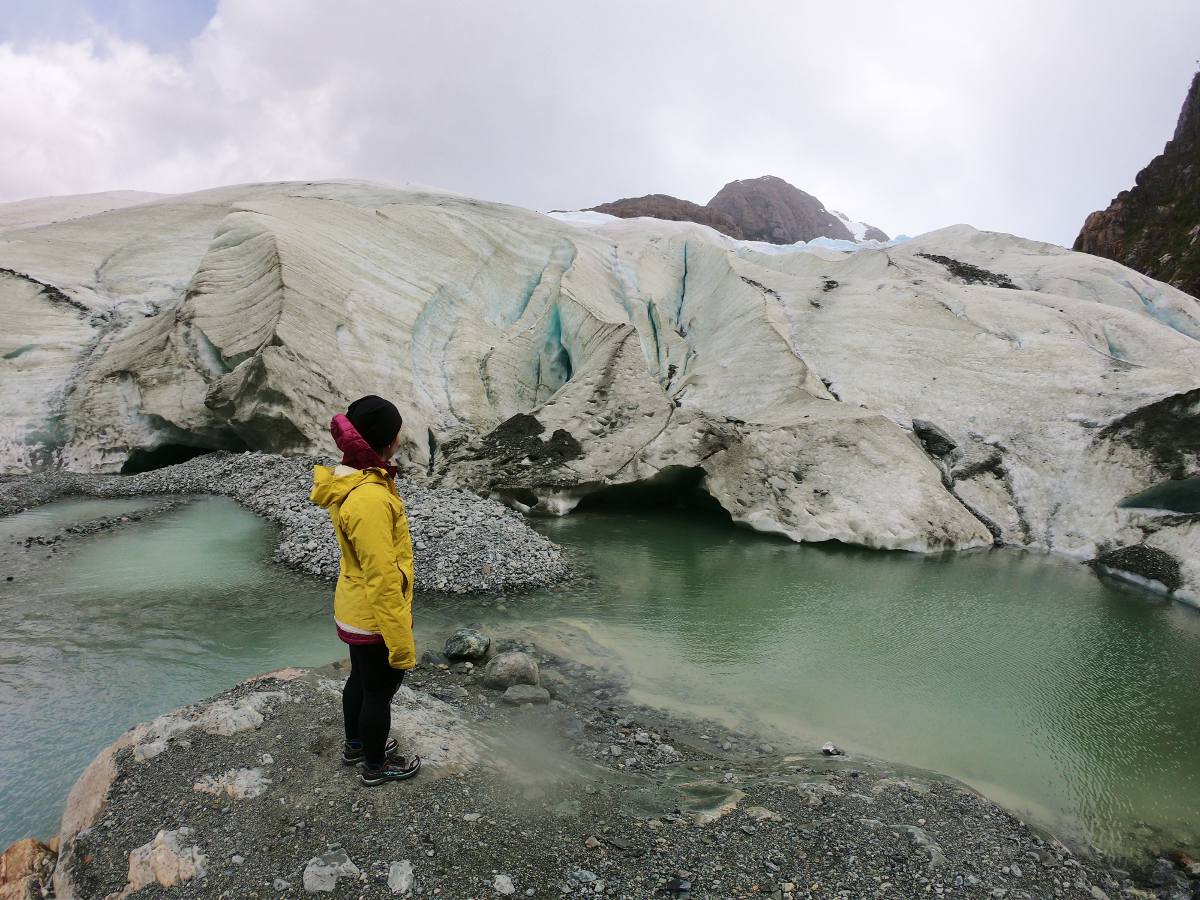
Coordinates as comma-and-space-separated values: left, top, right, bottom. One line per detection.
1, 496, 1198, 859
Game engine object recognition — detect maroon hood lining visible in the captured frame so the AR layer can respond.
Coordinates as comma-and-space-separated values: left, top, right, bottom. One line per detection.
330, 414, 398, 478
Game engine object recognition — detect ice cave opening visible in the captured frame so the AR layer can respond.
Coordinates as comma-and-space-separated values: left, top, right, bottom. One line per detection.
571, 465, 729, 517
119, 444, 222, 475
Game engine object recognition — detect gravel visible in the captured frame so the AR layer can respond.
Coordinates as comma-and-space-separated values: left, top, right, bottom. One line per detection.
0, 451, 571, 594
52, 624, 1178, 900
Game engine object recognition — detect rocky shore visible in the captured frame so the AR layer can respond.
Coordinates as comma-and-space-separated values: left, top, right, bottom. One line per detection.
7, 623, 1191, 900
0, 452, 571, 594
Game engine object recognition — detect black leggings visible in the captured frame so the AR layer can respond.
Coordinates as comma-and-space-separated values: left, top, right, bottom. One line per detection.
342, 642, 405, 765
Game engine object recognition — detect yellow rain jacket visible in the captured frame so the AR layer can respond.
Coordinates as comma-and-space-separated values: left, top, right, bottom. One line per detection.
310, 465, 416, 670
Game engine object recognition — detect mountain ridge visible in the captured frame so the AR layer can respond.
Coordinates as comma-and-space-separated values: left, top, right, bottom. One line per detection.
1074, 71, 1200, 298
589, 174, 890, 244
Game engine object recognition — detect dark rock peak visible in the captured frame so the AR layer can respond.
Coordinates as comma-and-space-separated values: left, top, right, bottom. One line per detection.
586, 175, 890, 245
1172, 70, 1200, 144
1074, 71, 1200, 298
707, 176, 854, 244
861, 224, 891, 243
589, 194, 743, 239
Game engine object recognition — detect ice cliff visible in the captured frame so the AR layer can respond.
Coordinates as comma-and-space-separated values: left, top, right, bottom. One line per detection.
2, 181, 1198, 595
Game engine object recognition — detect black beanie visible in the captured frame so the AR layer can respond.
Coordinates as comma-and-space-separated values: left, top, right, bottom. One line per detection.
347, 395, 403, 451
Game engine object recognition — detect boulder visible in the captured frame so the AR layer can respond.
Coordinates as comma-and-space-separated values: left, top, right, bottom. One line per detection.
480, 651, 539, 690
419, 650, 449, 668
0, 838, 55, 900
501, 684, 551, 705
911, 419, 957, 457
443, 628, 490, 661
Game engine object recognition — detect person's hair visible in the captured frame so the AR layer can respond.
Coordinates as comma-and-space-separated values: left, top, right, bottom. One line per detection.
347, 395, 403, 453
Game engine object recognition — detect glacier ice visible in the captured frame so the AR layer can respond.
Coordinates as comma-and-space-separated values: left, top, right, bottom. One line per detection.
2, 181, 1199, 596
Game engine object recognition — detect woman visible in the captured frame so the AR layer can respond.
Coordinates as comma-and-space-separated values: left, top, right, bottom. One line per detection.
310, 395, 421, 785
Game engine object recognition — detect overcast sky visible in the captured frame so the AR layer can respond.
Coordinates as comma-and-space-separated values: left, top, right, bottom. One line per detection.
1, 0, 1196, 246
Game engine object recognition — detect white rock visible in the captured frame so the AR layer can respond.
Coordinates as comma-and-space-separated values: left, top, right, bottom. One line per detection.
493, 873, 516, 895
132, 739, 166, 762
124, 828, 207, 893
198, 700, 264, 735
387, 859, 414, 894
302, 849, 359, 893
192, 767, 269, 800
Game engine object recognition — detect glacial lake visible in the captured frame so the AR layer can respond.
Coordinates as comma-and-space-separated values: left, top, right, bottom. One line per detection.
1, 495, 1198, 860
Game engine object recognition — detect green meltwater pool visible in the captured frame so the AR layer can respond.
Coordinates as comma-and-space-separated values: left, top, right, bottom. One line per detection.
1, 496, 1197, 860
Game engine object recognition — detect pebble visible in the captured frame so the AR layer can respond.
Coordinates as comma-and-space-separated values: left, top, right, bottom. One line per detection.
494, 874, 516, 895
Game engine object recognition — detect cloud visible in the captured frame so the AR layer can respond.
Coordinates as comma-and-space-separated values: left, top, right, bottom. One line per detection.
0, 0, 1197, 245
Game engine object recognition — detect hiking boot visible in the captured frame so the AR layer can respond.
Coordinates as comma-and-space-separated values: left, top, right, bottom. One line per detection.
360, 754, 422, 786
341, 737, 399, 765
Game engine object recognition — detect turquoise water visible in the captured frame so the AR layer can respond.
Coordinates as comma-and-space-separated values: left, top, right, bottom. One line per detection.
1, 497, 1198, 860
528, 511, 1200, 857
0, 498, 341, 845
1122, 477, 1200, 514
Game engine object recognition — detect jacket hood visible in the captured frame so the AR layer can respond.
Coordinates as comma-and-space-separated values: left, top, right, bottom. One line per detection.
309, 464, 392, 509
331, 413, 398, 477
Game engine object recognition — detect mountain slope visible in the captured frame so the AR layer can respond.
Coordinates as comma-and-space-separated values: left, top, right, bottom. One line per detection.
1075, 71, 1200, 298
707, 175, 853, 243
589, 194, 743, 238
588, 175, 889, 244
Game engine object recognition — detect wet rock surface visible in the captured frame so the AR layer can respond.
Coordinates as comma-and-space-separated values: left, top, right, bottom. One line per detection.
44, 625, 1179, 900
0, 452, 571, 594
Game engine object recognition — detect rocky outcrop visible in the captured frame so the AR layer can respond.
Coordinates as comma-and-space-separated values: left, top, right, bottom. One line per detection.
0, 838, 56, 899
45, 638, 1146, 899
1074, 72, 1200, 298
2, 181, 1199, 580
587, 175, 890, 245
708, 175, 856, 244
589, 194, 743, 238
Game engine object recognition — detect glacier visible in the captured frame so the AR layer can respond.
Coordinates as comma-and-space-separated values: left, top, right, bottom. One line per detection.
2, 180, 1198, 599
